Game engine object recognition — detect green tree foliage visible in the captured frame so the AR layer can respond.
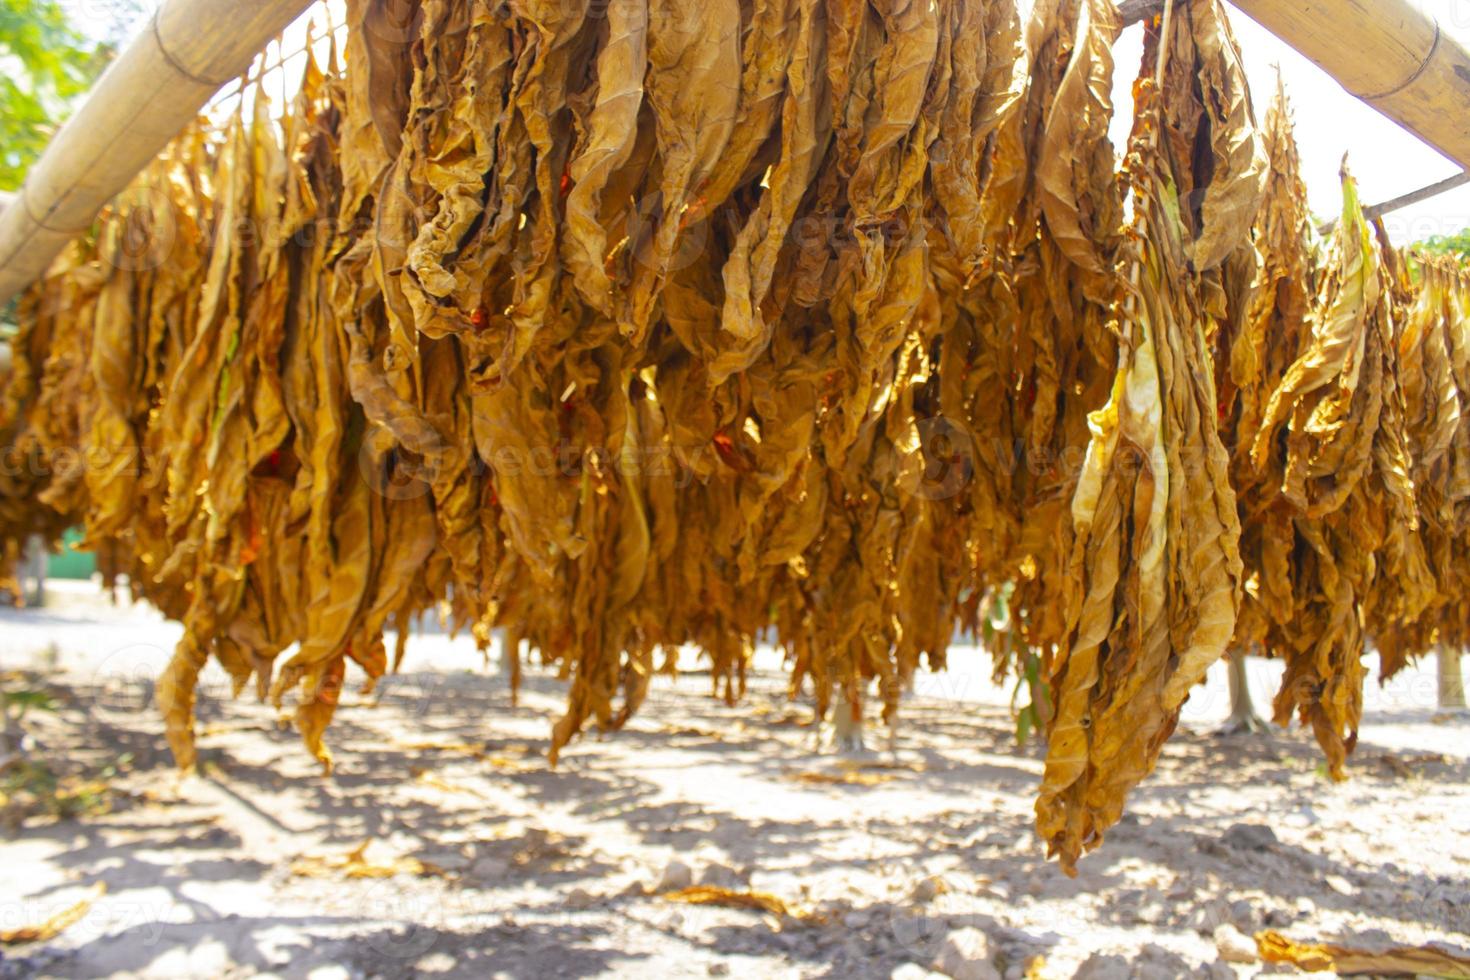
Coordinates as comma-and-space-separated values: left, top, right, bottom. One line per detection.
0, 0, 120, 191
1417, 228, 1470, 261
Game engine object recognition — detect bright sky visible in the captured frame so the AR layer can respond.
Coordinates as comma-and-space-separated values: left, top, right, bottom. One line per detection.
1112, 0, 1470, 243
69, 0, 1470, 244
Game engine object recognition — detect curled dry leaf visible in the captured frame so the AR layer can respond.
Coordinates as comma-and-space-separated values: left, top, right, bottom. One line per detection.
661, 885, 818, 922
1256, 930, 1470, 978
0, 883, 106, 945
290, 841, 447, 880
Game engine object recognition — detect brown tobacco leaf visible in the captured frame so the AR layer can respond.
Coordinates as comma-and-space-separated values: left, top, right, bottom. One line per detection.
1376, 257, 1470, 670
1227, 80, 1316, 654
1036, 0, 1122, 291
1252, 175, 1408, 519
1154, 0, 1266, 274
1039, 79, 1241, 875
1248, 171, 1421, 777
976, 0, 1123, 679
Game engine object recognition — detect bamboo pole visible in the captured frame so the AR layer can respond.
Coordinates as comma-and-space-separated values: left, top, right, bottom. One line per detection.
1228, 0, 1470, 171
1319, 170, 1470, 234
1120, 2, 1470, 171
1119, 0, 1165, 27
1120, 0, 1470, 214
0, 0, 314, 306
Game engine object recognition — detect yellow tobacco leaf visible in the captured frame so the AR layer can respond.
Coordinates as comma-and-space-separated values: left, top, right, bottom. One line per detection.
661, 886, 818, 922
290, 841, 445, 880
1257, 930, 1470, 978
0, 883, 106, 945
787, 769, 897, 787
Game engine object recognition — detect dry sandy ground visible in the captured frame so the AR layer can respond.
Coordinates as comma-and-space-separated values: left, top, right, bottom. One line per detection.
0, 584, 1468, 979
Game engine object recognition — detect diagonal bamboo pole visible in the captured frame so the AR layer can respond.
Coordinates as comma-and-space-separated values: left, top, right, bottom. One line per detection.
1318, 170, 1470, 235
0, 0, 314, 306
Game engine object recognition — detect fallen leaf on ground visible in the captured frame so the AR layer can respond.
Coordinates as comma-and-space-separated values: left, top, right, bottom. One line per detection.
390, 739, 489, 756
391, 740, 539, 773
1257, 930, 1470, 977
483, 754, 538, 774
746, 705, 812, 727
655, 725, 725, 740
1365, 752, 1447, 780
412, 769, 488, 798
787, 769, 897, 787
836, 758, 926, 773
290, 841, 445, 880
661, 886, 818, 922
0, 882, 106, 944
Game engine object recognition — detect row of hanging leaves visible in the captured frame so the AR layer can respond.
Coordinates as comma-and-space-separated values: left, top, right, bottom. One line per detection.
2, 0, 1466, 874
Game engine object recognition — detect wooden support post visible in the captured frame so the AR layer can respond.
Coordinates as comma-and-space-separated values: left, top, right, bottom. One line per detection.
1441, 644, 1467, 711
1223, 649, 1269, 735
